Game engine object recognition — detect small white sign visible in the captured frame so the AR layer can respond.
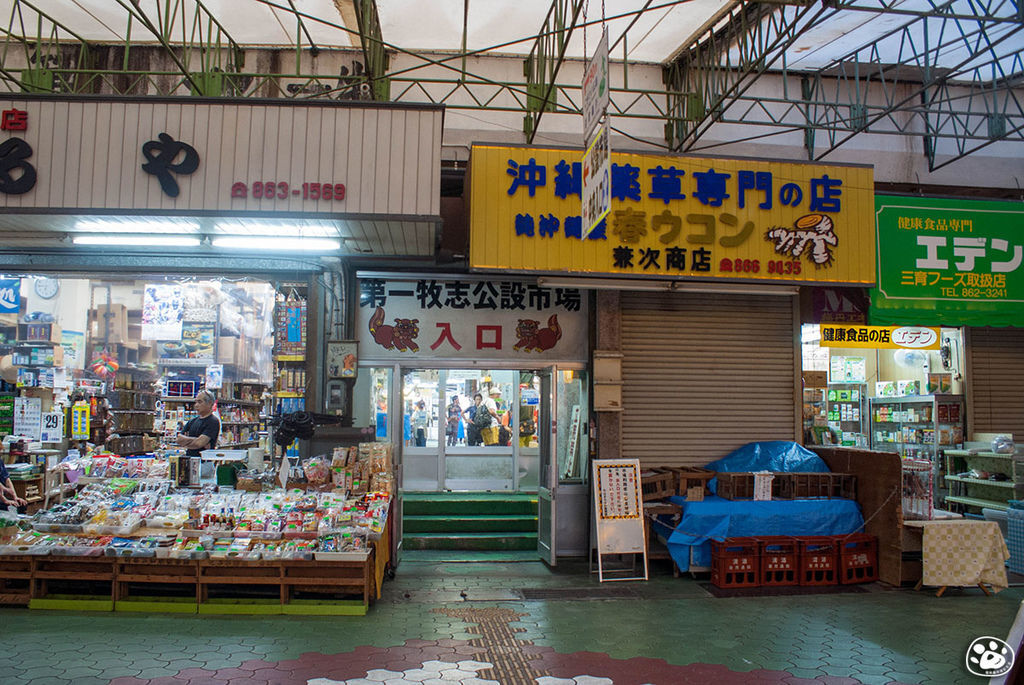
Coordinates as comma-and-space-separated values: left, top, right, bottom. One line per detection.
582, 28, 610, 140
582, 119, 611, 239
40, 411, 64, 443
13, 397, 42, 441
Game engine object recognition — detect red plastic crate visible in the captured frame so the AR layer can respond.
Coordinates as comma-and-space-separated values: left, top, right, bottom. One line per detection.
711, 537, 761, 589
758, 536, 799, 587
797, 536, 839, 586
838, 533, 878, 585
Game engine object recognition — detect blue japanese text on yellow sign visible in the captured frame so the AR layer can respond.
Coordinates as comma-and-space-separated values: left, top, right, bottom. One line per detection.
470, 145, 875, 284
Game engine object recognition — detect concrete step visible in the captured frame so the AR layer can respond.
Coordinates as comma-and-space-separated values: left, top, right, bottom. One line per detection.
403, 493, 538, 516
402, 532, 538, 551
404, 514, 537, 533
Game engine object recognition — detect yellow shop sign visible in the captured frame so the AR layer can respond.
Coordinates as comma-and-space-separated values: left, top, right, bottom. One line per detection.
469, 145, 875, 284
819, 324, 941, 350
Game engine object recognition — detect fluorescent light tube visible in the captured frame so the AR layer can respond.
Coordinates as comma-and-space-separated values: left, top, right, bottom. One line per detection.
73, 235, 201, 247
212, 236, 340, 251
213, 223, 338, 237
75, 219, 199, 233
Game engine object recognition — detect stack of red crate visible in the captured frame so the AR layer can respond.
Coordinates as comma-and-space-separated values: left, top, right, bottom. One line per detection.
710, 537, 761, 588
710, 533, 877, 589
838, 533, 879, 584
758, 536, 799, 587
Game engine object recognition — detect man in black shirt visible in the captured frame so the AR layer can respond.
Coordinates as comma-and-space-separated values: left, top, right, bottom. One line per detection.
176, 389, 221, 456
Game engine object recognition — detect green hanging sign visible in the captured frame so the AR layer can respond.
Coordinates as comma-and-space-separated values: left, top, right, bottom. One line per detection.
871, 196, 1024, 327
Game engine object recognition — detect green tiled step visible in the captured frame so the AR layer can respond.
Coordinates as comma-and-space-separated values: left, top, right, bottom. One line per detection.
403, 532, 538, 551
404, 514, 537, 533
403, 492, 538, 516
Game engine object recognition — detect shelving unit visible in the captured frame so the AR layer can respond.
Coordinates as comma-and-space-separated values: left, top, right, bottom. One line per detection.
272, 291, 307, 461
102, 384, 159, 457
826, 383, 866, 447
942, 448, 1024, 513
802, 387, 826, 433
158, 382, 268, 451
868, 394, 965, 460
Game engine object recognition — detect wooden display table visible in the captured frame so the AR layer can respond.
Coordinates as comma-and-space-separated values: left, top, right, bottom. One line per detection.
0, 532, 388, 615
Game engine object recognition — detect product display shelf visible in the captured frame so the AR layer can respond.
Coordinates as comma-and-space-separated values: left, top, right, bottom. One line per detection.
868, 394, 965, 460
0, 525, 389, 614
942, 448, 1024, 513
826, 383, 866, 447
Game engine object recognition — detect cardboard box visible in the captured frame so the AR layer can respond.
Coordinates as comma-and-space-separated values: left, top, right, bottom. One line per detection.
216, 336, 238, 364
803, 370, 828, 388
18, 322, 61, 344
89, 304, 128, 344
138, 344, 156, 365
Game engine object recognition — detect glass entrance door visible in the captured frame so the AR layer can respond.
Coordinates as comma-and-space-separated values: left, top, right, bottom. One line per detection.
400, 368, 540, 492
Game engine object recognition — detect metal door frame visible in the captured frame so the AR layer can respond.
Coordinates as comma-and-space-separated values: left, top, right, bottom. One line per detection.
537, 364, 557, 566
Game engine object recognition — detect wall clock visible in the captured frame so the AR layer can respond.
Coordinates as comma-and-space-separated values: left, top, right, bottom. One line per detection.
34, 277, 59, 300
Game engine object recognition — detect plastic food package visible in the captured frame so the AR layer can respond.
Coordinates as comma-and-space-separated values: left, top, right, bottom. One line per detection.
993, 435, 1016, 454
303, 457, 330, 484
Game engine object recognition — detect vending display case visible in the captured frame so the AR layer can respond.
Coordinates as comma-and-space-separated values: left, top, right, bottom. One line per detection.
868, 394, 965, 460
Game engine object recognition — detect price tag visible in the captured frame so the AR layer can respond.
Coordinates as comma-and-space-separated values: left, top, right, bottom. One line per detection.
40, 411, 64, 442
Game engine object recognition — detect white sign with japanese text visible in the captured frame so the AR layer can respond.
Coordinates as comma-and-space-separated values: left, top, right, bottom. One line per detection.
592, 458, 648, 582
582, 28, 609, 140
582, 119, 611, 240
13, 397, 42, 441
355, 276, 589, 363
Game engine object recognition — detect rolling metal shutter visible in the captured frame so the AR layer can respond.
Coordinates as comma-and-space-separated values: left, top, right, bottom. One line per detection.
966, 327, 1024, 442
620, 291, 799, 467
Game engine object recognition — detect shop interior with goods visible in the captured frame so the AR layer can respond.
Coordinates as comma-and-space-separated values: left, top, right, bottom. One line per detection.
0, 274, 394, 614
801, 323, 972, 510
800, 322, 1021, 519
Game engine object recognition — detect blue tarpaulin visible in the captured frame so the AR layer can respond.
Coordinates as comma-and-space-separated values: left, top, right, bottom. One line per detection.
704, 441, 829, 495
658, 495, 865, 572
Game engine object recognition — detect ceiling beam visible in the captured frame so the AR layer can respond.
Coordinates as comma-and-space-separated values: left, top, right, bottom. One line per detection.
522, 0, 586, 142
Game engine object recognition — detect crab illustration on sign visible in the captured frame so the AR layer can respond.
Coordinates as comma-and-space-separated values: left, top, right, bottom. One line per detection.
368, 306, 420, 352
513, 315, 562, 352
765, 214, 838, 267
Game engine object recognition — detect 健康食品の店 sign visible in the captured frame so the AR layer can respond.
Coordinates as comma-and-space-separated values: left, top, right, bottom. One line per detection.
469, 145, 875, 284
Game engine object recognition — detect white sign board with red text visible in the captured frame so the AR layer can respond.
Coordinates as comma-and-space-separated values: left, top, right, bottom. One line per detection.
355, 276, 589, 363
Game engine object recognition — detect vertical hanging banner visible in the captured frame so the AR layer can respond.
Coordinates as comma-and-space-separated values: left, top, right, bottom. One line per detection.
582, 120, 611, 239
581, 27, 611, 240
582, 28, 609, 139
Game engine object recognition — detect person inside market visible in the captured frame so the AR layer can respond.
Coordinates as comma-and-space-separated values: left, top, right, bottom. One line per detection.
175, 389, 221, 456
412, 400, 429, 447
0, 459, 28, 511
445, 395, 462, 446
463, 393, 483, 446
480, 387, 503, 446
